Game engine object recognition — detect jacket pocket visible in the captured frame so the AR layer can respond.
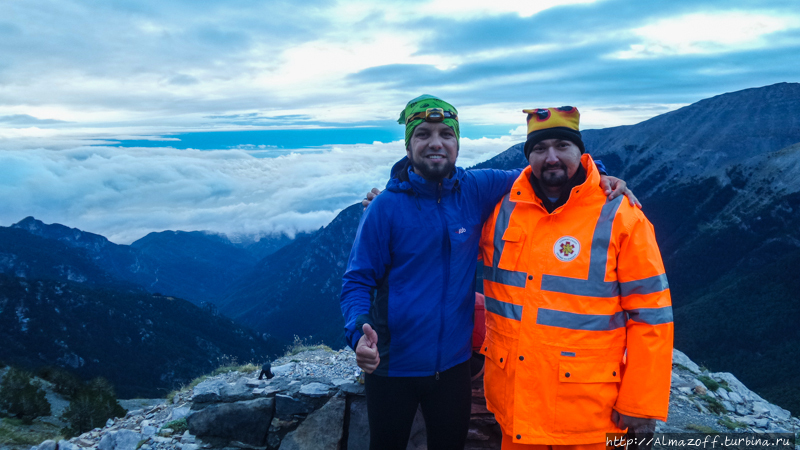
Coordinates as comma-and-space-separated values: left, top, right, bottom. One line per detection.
554, 361, 620, 433
479, 336, 510, 417
498, 226, 525, 271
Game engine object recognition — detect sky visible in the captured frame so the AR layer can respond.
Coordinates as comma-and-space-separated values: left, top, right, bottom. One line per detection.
2, 0, 799, 243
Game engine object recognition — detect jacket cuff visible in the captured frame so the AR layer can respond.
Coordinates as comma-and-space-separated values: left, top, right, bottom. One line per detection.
594, 159, 608, 176
350, 314, 374, 349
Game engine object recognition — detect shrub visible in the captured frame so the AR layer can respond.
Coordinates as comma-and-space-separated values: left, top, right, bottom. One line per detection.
0, 368, 51, 424
699, 395, 727, 415
161, 418, 188, 435
38, 367, 82, 398
686, 424, 717, 433
284, 335, 332, 357
60, 378, 126, 438
697, 375, 720, 392
717, 417, 745, 430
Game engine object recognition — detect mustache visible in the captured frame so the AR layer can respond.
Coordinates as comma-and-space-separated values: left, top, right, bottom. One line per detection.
542, 161, 567, 171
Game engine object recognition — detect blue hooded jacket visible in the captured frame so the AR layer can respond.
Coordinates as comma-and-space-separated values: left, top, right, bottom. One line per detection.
340, 158, 521, 376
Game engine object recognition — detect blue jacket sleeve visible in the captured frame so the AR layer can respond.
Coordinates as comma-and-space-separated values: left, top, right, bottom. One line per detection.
340, 199, 392, 350
595, 159, 608, 176
468, 168, 524, 223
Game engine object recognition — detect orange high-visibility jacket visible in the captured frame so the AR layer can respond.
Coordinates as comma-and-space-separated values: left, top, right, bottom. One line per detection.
479, 155, 673, 446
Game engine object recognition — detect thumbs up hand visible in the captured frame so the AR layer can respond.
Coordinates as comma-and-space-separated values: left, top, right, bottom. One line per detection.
356, 324, 380, 373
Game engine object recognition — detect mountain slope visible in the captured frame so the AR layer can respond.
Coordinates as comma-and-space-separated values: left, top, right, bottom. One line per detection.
0, 274, 281, 398
131, 230, 257, 304
6, 218, 294, 306
0, 227, 127, 288
219, 205, 363, 345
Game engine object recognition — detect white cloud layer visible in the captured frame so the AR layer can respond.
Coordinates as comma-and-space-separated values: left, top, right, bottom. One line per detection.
613, 12, 800, 59
0, 137, 522, 243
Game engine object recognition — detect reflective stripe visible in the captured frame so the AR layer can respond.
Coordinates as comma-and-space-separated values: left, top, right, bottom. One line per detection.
537, 308, 627, 331
561, 351, 576, 357
483, 265, 527, 288
492, 193, 516, 270
485, 193, 528, 288
620, 274, 669, 296
485, 296, 523, 321
541, 196, 623, 297
626, 306, 673, 325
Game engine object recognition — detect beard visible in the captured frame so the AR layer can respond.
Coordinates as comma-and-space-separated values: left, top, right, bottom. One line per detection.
540, 161, 569, 187
410, 154, 456, 181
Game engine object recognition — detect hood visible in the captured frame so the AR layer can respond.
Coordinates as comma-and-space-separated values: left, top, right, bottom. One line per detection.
385, 156, 464, 198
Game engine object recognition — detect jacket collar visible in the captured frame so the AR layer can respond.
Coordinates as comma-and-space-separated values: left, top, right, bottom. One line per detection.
510, 153, 602, 212
386, 156, 463, 198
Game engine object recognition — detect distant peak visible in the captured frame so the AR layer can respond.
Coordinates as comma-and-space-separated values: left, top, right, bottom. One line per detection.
11, 216, 44, 230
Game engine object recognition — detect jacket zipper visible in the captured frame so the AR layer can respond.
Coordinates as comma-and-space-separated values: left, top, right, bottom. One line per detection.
436, 182, 449, 380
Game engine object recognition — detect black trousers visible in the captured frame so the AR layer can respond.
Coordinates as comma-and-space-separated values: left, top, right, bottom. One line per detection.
364, 360, 472, 450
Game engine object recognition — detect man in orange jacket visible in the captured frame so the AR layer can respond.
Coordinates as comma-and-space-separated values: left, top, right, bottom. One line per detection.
479, 107, 673, 450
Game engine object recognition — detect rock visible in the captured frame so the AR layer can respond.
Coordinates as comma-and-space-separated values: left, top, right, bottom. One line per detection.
170, 406, 191, 421
678, 387, 693, 395
671, 371, 684, 385
330, 378, 350, 387
721, 400, 735, 412
57, 441, 79, 450
767, 425, 792, 433
220, 378, 257, 402
338, 383, 365, 396
347, 397, 369, 450
755, 402, 791, 420
142, 426, 157, 437
716, 389, 730, 401
738, 416, 756, 426
278, 397, 346, 450
271, 363, 295, 376
735, 404, 750, 416
467, 427, 491, 441
298, 382, 331, 397
159, 429, 174, 437
711, 373, 753, 402
753, 418, 769, 429
275, 395, 314, 418
38, 441, 56, 450
244, 378, 266, 388
106, 418, 115, 427
672, 350, 701, 374
76, 439, 94, 447
187, 397, 274, 446
98, 430, 144, 450
728, 391, 744, 404
182, 436, 196, 445
192, 379, 227, 403
180, 444, 199, 450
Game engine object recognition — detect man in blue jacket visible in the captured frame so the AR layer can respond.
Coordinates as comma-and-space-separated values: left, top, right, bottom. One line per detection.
340, 95, 632, 450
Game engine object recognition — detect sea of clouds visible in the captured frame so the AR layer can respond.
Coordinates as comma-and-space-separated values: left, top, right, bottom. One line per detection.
0, 135, 525, 244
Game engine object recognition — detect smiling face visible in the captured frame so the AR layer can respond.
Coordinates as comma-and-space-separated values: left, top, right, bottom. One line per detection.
406, 121, 458, 181
528, 138, 582, 192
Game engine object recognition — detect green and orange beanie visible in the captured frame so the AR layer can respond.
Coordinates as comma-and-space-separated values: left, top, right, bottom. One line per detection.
522, 106, 585, 158
397, 95, 460, 148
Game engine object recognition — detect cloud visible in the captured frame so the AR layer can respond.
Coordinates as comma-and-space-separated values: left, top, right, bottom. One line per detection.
0, 114, 68, 125
613, 12, 800, 59
0, 136, 522, 244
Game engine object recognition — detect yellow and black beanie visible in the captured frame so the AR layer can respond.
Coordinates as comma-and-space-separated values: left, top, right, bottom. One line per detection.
522, 106, 585, 159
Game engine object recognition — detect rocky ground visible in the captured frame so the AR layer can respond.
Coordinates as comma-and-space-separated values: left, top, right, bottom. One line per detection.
14, 349, 800, 450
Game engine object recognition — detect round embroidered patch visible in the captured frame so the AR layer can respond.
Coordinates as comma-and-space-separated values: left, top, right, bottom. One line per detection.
554, 236, 580, 262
